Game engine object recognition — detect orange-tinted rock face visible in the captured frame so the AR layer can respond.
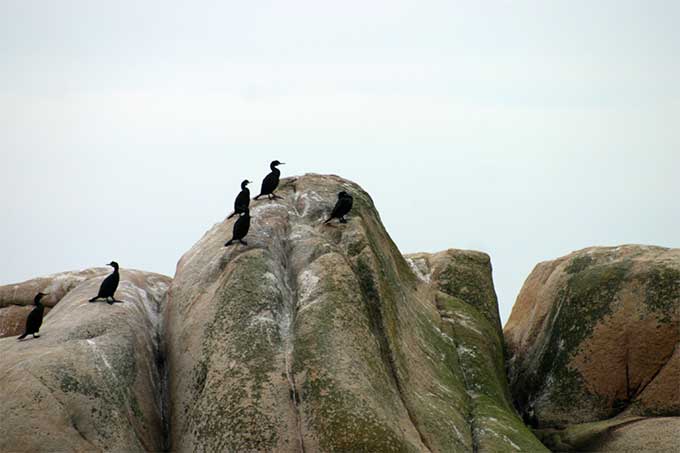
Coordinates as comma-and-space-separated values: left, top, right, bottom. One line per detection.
504, 245, 680, 427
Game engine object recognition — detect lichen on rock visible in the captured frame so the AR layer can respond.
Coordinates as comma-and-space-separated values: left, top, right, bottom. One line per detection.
505, 245, 680, 448
166, 174, 546, 452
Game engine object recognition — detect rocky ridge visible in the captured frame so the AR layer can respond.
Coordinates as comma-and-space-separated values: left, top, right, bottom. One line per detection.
14, 175, 679, 451
0, 269, 170, 452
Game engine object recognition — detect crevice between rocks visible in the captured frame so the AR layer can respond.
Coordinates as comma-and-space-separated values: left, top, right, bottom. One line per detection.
151, 293, 171, 452
272, 218, 306, 453
632, 342, 677, 402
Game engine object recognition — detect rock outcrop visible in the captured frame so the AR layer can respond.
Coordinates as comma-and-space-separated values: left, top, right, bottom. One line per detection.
165, 174, 546, 452
0, 269, 171, 452
0, 268, 105, 338
504, 245, 679, 450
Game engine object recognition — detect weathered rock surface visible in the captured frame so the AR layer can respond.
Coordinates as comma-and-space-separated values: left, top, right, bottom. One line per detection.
165, 174, 546, 452
0, 269, 171, 452
504, 245, 679, 428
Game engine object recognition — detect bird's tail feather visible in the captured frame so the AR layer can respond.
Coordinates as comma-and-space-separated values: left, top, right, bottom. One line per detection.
17, 333, 27, 340
227, 212, 236, 219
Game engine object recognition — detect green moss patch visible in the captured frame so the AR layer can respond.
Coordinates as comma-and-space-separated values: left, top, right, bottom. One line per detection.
434, 253, 501, 329
185, 252, 282, 451
534, 416, 644, 452
638, 265, 680, 324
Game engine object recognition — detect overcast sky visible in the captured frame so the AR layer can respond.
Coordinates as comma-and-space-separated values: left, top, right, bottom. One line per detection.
1, 0, 678, 324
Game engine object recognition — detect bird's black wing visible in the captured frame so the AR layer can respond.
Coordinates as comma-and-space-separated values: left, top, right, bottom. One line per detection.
329, 199, 343, 218
233, 215, 251, 239
25, 308, 42, 334
98, 272, 120, 298
234, 189, 250, 212
331, 197, 352, 219
260, 172, 279, 195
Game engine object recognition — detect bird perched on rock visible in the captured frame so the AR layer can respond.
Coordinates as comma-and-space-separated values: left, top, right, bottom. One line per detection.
254, 160, 285, 200
228, 180, 252, 219
325, 191, 354, 224
89, 261, 121, 304
17, 292, 48, 340
225, 208, 251, 246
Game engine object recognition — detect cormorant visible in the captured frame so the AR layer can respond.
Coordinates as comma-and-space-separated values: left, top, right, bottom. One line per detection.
254, 160, 285, 200
228, 180, 251, 219
89, 261, 121, 304
324, 191, 353, 224
17, 292, 48, 340
225, 208, 251, 246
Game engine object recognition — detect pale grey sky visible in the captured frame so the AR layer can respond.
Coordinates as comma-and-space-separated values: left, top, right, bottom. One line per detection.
1, 0, 678, 324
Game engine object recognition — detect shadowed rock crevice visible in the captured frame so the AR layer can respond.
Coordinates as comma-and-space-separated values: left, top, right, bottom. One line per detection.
272, 232, 306, 453
153, 295, 172, 452
627, 342, 677, 407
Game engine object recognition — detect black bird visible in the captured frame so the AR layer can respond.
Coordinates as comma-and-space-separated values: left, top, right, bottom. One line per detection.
17, 292, 48, 340
228, 180, 251, 219
225, 208, 251, 246
89, 261, 121, 304
254, 160, 285, 200
325, 191, 354, 224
